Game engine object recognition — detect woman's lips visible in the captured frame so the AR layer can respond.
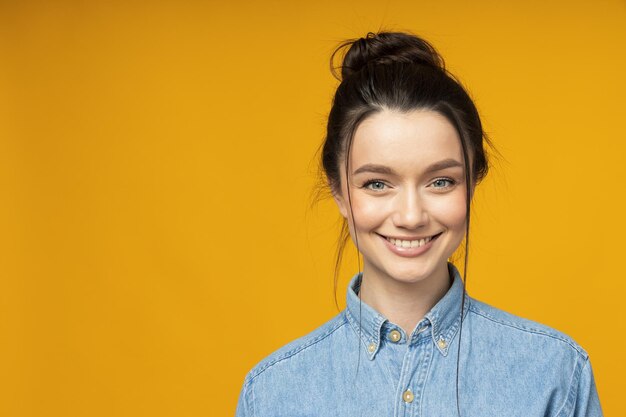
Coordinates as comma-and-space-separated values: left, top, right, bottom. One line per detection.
377, 232, 442, 258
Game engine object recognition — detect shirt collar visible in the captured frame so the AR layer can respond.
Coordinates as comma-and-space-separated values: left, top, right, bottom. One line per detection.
345, 262, 470, 360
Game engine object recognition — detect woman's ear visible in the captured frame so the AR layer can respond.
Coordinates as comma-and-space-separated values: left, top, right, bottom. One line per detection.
331, 188, 349, 219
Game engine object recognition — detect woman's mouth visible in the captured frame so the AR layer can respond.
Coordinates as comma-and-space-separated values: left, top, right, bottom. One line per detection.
383, 232, 442, 247
377, 232, 443, 257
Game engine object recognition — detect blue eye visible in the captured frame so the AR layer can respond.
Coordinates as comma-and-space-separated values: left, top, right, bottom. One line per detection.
432, 178, 455, 188
363, 180, 387, 191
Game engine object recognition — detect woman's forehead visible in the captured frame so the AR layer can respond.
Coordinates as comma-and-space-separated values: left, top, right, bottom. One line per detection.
348, 109, 464, 172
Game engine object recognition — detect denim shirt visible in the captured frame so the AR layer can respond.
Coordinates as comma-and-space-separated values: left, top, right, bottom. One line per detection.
235, 263, 603, 416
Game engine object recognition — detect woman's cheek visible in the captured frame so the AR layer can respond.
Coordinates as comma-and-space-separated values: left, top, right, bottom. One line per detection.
352, 195, 387, 228
431, 193, 467, 226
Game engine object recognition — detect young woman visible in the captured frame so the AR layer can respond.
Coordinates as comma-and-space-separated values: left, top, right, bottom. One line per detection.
235, 31, 603, 417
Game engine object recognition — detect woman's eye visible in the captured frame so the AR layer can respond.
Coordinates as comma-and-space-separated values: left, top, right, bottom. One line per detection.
363, 180, 387, 191
432, 178, 455, 188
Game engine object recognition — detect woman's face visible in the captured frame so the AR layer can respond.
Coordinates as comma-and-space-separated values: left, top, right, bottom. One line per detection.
333, 109, 470, 287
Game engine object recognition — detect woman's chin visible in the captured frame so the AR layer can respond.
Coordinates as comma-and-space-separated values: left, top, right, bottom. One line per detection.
382, 267, 434, 285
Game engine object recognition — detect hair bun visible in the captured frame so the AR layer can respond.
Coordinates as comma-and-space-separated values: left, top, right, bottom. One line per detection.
334, 31, 446, 81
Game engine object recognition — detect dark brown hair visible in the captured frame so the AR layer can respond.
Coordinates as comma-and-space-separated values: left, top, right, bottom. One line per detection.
316, 30, 494, 416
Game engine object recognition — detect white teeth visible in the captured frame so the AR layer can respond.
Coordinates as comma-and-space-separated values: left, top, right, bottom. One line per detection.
387, 236, 433, 248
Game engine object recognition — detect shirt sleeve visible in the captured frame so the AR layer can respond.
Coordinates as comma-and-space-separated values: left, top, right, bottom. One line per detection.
234, 379, 253, 417
564, 356, 603, 417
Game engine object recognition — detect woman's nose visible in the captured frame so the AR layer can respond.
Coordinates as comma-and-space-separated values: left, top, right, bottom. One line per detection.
392, 188, 428, 229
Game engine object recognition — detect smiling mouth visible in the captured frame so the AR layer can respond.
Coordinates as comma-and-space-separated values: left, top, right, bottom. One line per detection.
382, 233, 443, 249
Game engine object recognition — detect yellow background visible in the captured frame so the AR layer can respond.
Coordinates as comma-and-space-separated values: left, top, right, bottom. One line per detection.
1, 1, 624, 415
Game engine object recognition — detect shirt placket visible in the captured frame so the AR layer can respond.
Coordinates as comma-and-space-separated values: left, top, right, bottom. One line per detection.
394, 328, 433, 417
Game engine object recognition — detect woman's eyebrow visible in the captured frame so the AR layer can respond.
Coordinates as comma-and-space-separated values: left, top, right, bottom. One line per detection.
352, 158, 463, 176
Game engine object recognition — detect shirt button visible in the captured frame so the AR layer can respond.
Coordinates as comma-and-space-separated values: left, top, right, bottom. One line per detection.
388, 330, 401, 343
402, 389, 414, 403
367, 342, 376, 353
438, 338, 447, 349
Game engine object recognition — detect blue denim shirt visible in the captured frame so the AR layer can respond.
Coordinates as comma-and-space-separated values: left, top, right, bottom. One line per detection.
236, 263, 603, 416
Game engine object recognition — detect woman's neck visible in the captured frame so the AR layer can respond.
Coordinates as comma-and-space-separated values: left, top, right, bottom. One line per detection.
358, 262, 452, 335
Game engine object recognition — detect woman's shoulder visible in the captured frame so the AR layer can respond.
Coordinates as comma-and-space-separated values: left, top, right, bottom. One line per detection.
242, 311, 349, 385
466, 296, 589, 360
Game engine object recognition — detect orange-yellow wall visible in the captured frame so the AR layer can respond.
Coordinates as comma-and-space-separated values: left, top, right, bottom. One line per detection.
1, 1, 623, 415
